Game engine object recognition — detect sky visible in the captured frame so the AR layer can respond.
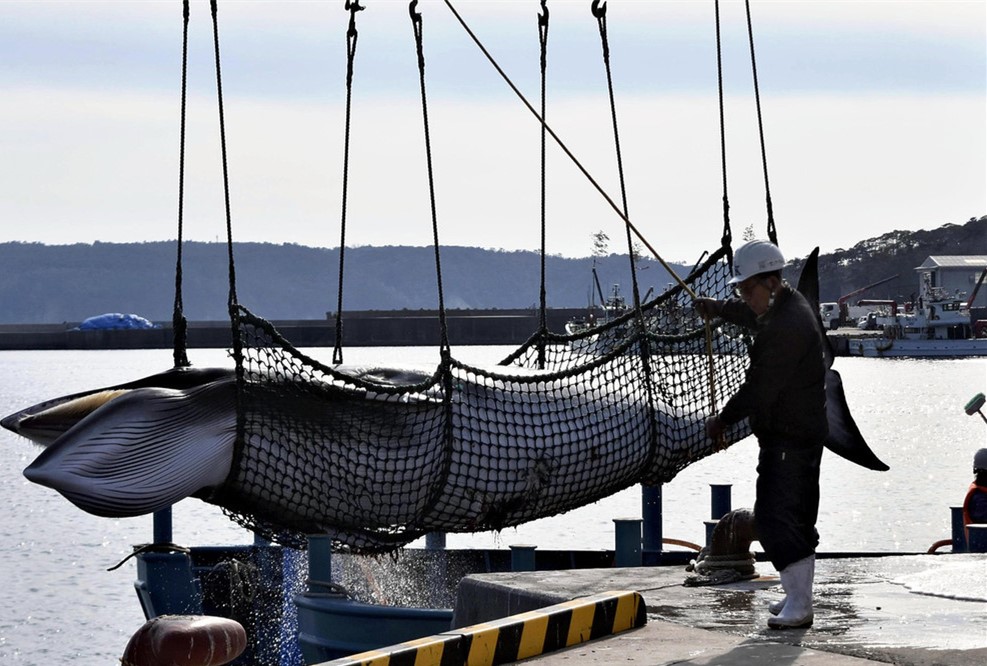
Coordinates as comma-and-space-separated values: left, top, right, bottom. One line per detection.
0, 0, 984, 264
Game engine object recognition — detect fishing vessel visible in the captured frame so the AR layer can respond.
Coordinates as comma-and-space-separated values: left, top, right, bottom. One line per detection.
849, 259, 987, 358
564, 280, 631, 354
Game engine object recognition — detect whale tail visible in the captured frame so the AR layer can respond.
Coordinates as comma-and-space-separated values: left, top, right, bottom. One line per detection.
797, 247, 889, 472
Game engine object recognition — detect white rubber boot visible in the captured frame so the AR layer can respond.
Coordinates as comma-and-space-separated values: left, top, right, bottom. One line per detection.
767, 555, 814, 629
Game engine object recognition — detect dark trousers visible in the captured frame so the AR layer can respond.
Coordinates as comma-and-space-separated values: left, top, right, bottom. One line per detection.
754, 441, 823, 571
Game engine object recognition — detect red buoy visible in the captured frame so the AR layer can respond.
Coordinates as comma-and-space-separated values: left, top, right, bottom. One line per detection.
121, 615, 247, 666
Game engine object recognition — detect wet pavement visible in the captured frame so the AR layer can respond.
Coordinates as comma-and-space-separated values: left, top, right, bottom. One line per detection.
455, 554, 987, 665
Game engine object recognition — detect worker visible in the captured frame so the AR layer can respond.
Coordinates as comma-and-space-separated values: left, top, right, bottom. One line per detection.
963, 448, 987, 533
694, 239, 827, 629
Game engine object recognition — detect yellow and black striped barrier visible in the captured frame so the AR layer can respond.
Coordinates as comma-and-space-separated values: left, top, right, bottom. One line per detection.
316, 589, 646, 666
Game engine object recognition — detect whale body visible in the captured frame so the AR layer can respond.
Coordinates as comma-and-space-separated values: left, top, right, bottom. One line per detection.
2, 362, 712, 547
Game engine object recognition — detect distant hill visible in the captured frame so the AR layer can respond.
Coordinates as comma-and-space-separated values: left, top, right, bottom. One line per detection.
786, 216, 987, 304
0, 241, 680, 324
1, 216, 983, 324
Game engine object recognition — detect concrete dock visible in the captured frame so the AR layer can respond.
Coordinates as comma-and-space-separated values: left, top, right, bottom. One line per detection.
452, 554, 986, 665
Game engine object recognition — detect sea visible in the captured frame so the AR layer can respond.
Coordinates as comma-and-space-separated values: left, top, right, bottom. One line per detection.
0, 346, 984, 664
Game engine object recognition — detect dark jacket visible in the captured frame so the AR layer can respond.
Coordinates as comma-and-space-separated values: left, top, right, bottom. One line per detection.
717, 285, 828, 444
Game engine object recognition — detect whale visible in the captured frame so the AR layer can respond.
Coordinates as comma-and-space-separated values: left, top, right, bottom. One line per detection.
2, 362, 715, 547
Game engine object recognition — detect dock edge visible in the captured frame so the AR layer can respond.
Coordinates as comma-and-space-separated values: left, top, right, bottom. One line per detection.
313, 589, 646, 666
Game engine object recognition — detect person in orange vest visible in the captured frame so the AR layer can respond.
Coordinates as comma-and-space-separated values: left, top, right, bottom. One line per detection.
963, 448, 987, 533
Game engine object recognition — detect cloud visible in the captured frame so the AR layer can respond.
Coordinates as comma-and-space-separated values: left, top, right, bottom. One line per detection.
0, 1, 983, 262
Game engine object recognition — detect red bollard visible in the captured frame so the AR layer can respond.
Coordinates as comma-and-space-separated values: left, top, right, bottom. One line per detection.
121, 615, 247, 666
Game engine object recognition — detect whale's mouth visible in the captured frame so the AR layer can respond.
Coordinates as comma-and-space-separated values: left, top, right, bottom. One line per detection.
4, 389, 130, 446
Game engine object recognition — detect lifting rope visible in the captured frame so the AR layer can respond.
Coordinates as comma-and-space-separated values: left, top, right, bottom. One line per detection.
171, 0, 191, 370
206, 0, 242, 362
410, 0, 451, 356
332, 0, 364, 366
713, 0, 733, 254
590, 0, 660, 468
591, 0, 643, 316
744, 0, 778, 246
535, 0, 549, 370
408, 0, 457, 541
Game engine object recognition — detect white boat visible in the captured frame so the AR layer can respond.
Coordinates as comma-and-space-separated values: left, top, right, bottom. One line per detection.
566, 282, 630, 355
849, 288, 987, 358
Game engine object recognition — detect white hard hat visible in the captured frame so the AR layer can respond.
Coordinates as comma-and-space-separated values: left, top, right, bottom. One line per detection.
975, 448, 987, 471
728, 240, 786, 285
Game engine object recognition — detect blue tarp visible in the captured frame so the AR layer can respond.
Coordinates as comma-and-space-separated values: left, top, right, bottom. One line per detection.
77, 313, 158, 330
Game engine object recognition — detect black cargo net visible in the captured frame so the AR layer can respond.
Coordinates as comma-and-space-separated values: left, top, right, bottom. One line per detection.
208, 245, 750, 553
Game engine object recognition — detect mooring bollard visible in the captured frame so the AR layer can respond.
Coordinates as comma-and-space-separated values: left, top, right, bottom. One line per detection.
951, 506, 968, 553
614, 518, 642, 567
967, 524, 987, 553
641, 484, 663, 557
153, 508, 173, 544
704, 520, 719, 548
425, 532, 446, 550
710, 484, 732, 520
308, 534, 332, 588
510, 544, 537, 571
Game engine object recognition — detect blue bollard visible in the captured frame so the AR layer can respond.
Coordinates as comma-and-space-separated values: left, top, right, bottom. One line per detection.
425, 532, 447, 550
641, 484, 663, 557
710, 484, 732, 520
968, 525, 987, 553
307, 535, 332, 586
510, 544, 537, 571
614, 518, 642, 568
153, 508, 173, 544
704, 520, 719, 548
951, 506, 968, 553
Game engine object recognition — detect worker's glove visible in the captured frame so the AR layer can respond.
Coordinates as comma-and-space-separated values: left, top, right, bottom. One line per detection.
693, 297, 722, 319
705, 415, 726, 440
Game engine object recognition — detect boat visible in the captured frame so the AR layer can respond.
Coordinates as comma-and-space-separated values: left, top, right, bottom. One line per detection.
565, 279, 631, 354
849, 260, 987, 358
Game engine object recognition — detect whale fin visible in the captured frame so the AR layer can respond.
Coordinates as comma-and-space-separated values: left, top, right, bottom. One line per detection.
797, 248, 889, 471
23, 380, 236, 517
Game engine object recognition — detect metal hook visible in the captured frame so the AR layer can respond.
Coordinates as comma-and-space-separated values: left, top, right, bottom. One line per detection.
591, 0, 607, 19
345, 0, 364, 39
538, 0, 549, 27
409, 0, 420, 23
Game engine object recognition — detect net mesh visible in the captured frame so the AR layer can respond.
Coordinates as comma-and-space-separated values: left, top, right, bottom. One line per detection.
209, 245, 752, 553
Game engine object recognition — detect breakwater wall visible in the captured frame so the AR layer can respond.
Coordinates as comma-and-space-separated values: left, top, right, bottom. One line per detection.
0, 309, 588, 351
0, 309, 865, 355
